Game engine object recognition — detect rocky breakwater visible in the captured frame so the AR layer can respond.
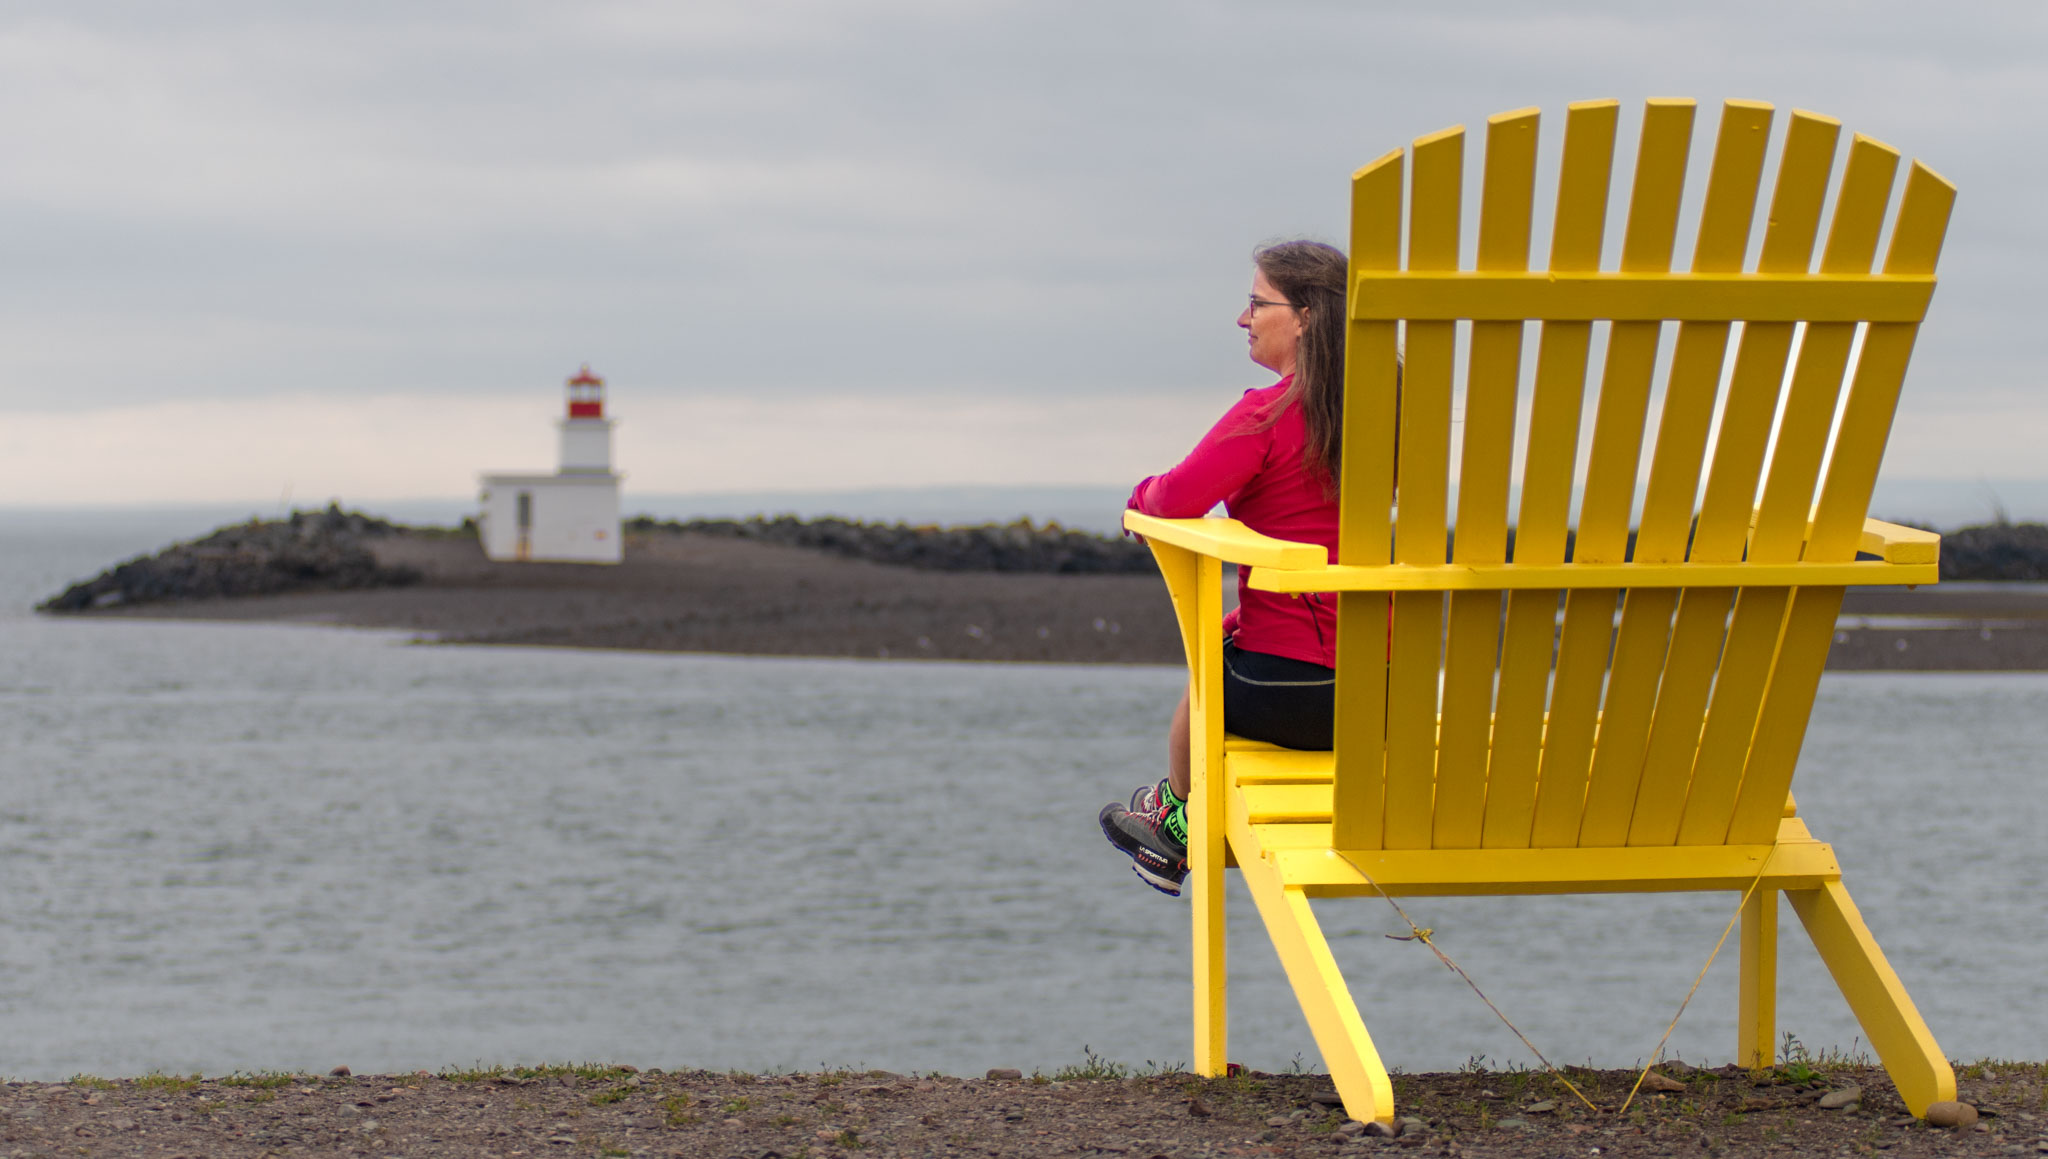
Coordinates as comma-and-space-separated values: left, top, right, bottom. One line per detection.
1938, 522, 2048, 580
37, 504, 424, 613
626, 514, 1156, 573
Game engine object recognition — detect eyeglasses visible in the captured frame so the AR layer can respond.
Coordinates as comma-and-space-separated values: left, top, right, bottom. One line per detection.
1247, 295, 1297, 314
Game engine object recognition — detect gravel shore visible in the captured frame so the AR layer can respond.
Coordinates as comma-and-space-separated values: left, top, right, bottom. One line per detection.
5, 1061, 2037, 1158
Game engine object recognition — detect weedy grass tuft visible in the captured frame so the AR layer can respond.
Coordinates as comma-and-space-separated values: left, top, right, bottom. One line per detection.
1051, 1047, 1130, 1082
441, 1063, 509, 1083
1775, 1034, 1819, 1084
133, 1072, 200, 1093
220, 1071, 295, 1089
506, 1062, 638, 1083
68, 1075, 117, 1090
661, 1093, 697, 1127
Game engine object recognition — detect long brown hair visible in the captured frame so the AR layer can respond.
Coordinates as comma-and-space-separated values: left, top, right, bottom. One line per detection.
1252, 240, 1348, 488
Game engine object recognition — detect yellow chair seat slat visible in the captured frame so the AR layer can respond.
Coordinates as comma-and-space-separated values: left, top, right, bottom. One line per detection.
1139, 99, 1957, 1126
1255, 836, 1844, 897
1232, 796, 1841, 894
1241, 782, 1340, 825
1226, 746, 1334, 784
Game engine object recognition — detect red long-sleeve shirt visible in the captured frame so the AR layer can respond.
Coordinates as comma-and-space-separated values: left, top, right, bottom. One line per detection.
1128, 376, 1340, 668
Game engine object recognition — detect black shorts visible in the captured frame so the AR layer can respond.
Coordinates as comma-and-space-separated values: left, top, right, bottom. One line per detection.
1222, 639, 1335, 751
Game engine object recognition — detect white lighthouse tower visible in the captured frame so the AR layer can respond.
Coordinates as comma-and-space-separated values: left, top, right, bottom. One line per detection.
477, 366, 624, 564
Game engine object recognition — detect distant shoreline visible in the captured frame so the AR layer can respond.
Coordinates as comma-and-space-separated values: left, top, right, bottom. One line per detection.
54, 517, 1186, 666
36, 509, 2048, 670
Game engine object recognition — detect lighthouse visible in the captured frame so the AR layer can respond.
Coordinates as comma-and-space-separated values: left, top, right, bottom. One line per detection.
477, 366, 625, 564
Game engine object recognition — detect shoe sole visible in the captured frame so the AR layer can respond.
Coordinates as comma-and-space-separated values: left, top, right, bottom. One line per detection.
1130, 862, 1185, 897
1099, 805, 1188, 898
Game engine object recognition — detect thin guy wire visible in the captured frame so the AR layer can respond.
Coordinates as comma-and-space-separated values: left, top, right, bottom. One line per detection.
1333, 851, 1601, 1115
1615, 861, 1773, 1117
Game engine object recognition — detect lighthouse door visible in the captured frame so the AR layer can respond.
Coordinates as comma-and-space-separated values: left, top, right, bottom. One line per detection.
515, 491, 533, 562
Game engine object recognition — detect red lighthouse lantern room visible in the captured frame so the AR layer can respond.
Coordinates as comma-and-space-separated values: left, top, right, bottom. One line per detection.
567, 365, 605, 419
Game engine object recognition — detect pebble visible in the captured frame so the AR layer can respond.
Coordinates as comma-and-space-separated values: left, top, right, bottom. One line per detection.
1186, 1097, 1212, 1118
1926, 1101, 1979, 1129
985, 1068, 1023, 1081
1524, 1100, 1557, 1114
1640, 1071, 1688, 1093
1335, 1120, 1368, 1137
1362, 1121, 1399, 1138
1310, 1089, 1345, 1106
1494, 1118, 1532, 1130
1398, 1116, 1428, 1137
1267, 1115, 1293, 1127
1818, 1085, 1863, 1110
722, 1117, 744, 1128
330, 1066, 351, 1077
1663, 1060, 1698, 1076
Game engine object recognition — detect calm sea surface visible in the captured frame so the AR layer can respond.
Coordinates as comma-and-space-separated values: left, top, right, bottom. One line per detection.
1, 513, 2042, 1080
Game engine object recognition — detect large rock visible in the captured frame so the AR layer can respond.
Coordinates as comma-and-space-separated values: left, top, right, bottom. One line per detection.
37, 504, 423, 613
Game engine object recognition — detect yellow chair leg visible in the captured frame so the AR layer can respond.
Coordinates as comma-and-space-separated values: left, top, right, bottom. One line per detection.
1190, 800, 1227, 1076
1237, 852, 1394, 1124
1739, 888, 1778, 1069
1187, 559, 1229, 1078
1785, 880, 1955, 1117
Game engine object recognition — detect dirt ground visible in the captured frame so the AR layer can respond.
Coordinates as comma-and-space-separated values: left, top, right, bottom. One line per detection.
3, 1061, 2039, 1159
73, 531, 2048, 671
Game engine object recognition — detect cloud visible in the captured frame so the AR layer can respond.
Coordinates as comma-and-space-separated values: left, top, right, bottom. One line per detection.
0, 1, 2041, 499
0, 387, 1229, 505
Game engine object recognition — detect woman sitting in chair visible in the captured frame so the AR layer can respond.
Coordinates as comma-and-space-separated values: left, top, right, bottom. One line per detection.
1101, 239, 1349, 896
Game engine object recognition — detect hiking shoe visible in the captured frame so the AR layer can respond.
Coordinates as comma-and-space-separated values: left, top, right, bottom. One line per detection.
1099, 797, 1189, 897
1129, 776, 1171, 814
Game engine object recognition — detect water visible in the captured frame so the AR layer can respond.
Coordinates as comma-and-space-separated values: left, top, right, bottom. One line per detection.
1, 518, 2043, 1080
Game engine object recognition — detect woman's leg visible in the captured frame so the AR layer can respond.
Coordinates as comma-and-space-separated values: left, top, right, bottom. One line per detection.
1168, 687, 1192, 800
1220, 643, 1335, 751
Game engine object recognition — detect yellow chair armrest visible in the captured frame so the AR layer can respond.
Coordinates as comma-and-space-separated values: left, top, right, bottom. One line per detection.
1859, 518, 1940, 566
1122, 512, 1329, 570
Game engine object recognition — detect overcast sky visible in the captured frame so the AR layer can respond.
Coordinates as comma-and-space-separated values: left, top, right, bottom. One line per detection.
1, 1, 2041, 506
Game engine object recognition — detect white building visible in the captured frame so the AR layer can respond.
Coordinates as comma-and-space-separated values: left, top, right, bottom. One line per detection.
478, 366, 623, 564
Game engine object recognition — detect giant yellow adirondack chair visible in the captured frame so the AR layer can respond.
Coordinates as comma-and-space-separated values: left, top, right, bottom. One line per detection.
1125, 98, 1956, 1125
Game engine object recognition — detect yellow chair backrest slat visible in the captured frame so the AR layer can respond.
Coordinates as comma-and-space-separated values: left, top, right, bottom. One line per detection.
1327, 143, 1403, 850
1323, 99, 1955, 855
1435, 109, 1540, 851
